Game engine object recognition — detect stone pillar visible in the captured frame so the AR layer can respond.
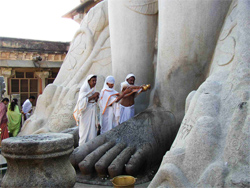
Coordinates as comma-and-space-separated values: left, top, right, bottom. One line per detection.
0, 68, 14, 99
1, 133, 76, 188
35, 72, 49, 92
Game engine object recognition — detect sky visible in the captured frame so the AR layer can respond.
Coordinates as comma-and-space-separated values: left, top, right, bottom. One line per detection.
0, 0, 81, 42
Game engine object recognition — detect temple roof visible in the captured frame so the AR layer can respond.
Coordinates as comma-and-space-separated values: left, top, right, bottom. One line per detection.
0, 37, 69, 54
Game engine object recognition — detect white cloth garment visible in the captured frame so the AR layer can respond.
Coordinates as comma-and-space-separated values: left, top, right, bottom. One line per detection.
22, 99, 32, 119
119, 104, 135, 124
78, 102, 97, 146
120, 82, 129, 91
120, 73, 135, 91
73, 74, 98, 146
100, 103, 120, 134
119, 74, 143, 123
99, 76, 120, 134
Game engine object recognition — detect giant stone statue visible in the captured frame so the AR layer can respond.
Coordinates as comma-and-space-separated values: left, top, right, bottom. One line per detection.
19, 1, 111, 135
149, 0, 250, 187
19, 0, 249, 187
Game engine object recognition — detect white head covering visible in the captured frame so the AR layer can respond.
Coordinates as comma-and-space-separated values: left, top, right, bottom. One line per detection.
120, 73, 135, 91
80, 74, 97, 93
102, 75, 115, 91
73, 74, 97, 125
125, 73, 135, 81
99, 76, 119, 114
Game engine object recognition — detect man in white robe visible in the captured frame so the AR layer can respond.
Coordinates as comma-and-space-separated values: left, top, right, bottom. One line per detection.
22, 96, 35, 121
119, 74, 143, 124
73, 74, 99, 146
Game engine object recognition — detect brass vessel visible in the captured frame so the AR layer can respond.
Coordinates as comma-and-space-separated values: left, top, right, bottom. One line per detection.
142, 84, 151, 91
111, 175, 136, 188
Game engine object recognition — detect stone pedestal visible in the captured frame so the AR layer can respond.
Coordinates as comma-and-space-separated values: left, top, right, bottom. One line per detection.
1, 133, 76, 188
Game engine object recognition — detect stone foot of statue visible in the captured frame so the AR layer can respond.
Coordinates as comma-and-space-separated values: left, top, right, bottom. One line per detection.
61, 126, 79, 148
149, 74, 250, 187
69, 107, 178, 185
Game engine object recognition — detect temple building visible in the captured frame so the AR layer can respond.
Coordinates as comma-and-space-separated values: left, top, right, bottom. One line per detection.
0, 37, 69, 105
0, 0, 103, 106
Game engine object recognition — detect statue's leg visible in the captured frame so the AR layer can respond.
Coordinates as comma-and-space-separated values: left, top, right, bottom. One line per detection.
109, 0, 158, 113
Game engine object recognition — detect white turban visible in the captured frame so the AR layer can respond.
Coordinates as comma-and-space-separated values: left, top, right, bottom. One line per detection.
125, 73, 135, 81
120, 73, 135, 91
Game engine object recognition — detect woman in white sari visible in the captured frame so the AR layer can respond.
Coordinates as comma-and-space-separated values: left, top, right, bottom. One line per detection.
99, 76, 126, 134
73, 74, 99, 146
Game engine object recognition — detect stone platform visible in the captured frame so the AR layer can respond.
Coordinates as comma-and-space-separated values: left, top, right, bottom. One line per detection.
1, 133, 76, 187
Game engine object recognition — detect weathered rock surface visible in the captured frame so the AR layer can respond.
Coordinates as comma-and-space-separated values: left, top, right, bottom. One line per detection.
1, 133, 76, 188
149, 0, 250, 187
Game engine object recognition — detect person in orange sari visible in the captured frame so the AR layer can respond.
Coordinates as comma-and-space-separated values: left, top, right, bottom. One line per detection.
0, 98, 9, 141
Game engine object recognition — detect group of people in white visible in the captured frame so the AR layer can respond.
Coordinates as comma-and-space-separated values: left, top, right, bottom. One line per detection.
73, 74, 150, 146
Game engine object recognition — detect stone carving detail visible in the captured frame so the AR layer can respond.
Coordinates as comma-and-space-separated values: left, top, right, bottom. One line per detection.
0, 68, 13, 78
149, 0, 250, 187
216, 36, 235, 66
58, 1, 110, 88
124, 0, 158, 15
35, 72, 49, 79
178, 119, 194, 140
211, 0, 238, 69
19, 1, 111, 136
